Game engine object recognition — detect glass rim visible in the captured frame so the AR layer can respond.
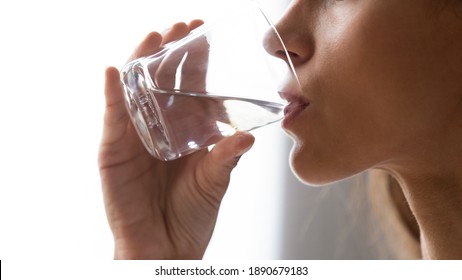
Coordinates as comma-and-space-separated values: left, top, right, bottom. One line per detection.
130, 0, 300, 89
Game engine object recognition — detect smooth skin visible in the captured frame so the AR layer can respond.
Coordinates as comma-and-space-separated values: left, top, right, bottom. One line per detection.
264, 0, 462, 259
100, 21, 254, 259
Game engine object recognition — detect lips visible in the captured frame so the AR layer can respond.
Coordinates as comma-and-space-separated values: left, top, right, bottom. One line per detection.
277, 72, 308, 128
282, 98, 309, 128
279, 87, 310, 128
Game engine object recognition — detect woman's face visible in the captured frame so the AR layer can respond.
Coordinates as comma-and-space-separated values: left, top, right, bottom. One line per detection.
270, 0, 462, 184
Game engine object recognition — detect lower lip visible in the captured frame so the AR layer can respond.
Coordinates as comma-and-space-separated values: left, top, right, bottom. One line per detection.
282, 102, 309, 128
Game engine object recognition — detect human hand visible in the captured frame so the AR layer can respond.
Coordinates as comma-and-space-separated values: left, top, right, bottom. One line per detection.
99, 20, 255, 259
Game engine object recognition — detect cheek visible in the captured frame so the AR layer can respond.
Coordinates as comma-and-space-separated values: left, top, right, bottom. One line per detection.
286, 1, 453, 184
286, 39, 399, 185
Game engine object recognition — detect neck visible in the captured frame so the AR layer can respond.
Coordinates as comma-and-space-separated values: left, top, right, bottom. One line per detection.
380, 111, 462, 259
384, 154, 462, 259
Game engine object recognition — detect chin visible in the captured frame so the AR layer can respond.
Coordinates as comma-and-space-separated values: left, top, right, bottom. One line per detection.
288, 143, 354, 187
289, 161, 334, 187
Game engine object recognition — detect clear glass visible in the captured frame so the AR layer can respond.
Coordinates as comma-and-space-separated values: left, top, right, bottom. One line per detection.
120, 1, 299, 161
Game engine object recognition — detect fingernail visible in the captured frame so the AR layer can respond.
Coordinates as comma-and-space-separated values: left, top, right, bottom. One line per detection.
235, 145, 252, 158
234, 134, 254, 158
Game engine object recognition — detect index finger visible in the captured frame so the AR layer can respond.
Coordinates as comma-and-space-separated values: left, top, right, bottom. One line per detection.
127, 31, 163, 62
128, 20, 203, 63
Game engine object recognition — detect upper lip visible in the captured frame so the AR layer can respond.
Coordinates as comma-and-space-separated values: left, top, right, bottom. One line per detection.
277, 73, 309, 105
283, 100, 309, 116
278, 89, 310, 107
279, 90, 306, 103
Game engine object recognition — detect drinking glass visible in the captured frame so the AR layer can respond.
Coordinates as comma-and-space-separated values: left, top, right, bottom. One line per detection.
120, 1, 299, 161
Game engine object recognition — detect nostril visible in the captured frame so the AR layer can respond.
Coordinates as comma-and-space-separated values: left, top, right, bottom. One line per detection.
275, 50, 299, 63
275, 50, 287, 59
263, 29, 302, 64
287, 50, 299, 59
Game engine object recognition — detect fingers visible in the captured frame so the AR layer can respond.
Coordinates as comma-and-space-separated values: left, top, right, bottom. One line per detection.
212, 131, 255, 163
196, 132, 255, 190
178, 20, 207, 92
103, 67, 129, 144
188, 19, 204, 31
155, 35, 210, 91
154, 46, 188, 89
156, 20, 208, 91
129, 20, 204, 63
127, 32, 163, 62
143, 20, 206, 90
161, 22, 189, 45
179, 35, 209, 92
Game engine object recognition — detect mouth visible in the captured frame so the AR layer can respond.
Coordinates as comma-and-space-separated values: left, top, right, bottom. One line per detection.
282, 98, 310, 128
278, 73, 308, 129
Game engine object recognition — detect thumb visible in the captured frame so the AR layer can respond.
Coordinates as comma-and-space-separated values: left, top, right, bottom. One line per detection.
212, 131, 255, 166
196, 132, 255, 194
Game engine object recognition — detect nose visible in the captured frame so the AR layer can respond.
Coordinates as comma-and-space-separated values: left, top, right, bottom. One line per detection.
262, 5, 313, 67
262, 28, 298, 64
